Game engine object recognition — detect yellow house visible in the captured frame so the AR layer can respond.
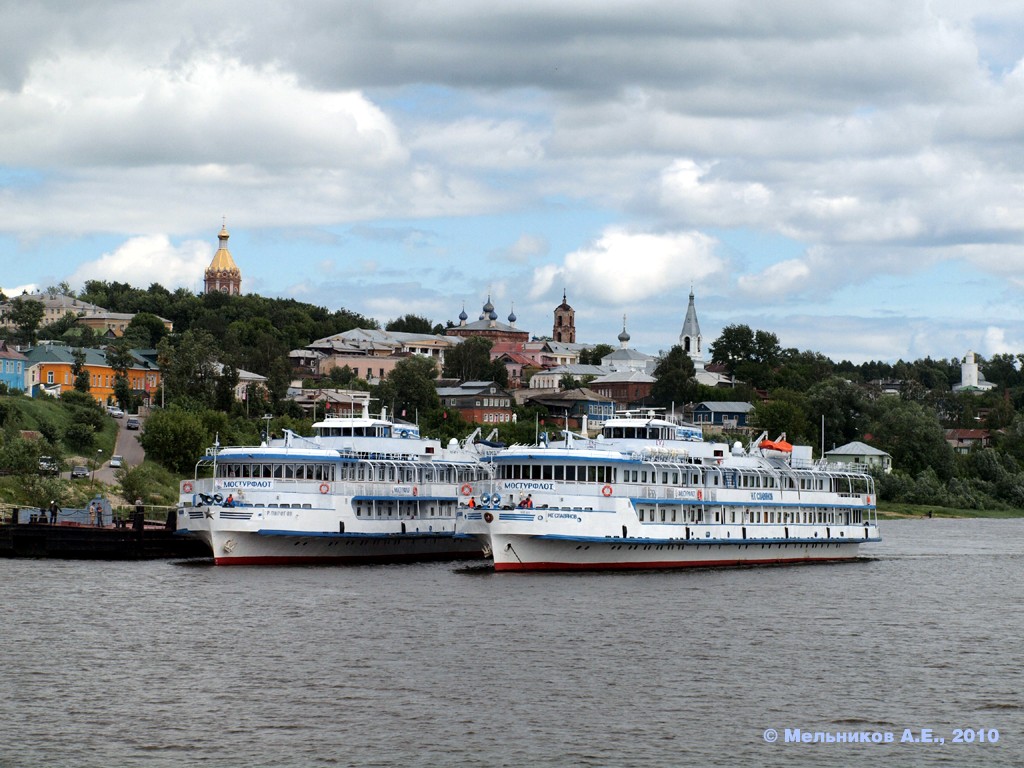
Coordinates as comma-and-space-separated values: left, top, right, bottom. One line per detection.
25, 344, 161, 404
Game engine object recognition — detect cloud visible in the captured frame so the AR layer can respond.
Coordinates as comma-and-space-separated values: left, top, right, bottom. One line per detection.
532, 228, 724, 304
491, 234, 549, 264
67, 235, 210, 291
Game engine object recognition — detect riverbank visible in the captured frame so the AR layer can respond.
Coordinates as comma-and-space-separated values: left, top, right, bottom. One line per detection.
877, 502, 1024, 519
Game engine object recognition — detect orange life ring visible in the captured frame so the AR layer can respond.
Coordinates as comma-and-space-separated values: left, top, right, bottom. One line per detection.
413, 486, 419, 497
484, 512, 494, 523
460, 483, 473, 496
697, 489, 703, 501
182, 481, 193, 493
319, 483, 330, 494
601, 484, 613, 497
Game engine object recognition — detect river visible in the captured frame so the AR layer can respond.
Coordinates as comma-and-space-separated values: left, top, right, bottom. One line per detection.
1, 518, 1021, 767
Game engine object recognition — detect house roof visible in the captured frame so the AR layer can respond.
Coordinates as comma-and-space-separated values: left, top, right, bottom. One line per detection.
527, 387, 615, 407
825, 441, 891, 457
694, 401, 753, 413
592, 370, 655, 384
537, 364, 609, 377
24, 344, 159, 370
435, 380, 511, 398
0, 340, 27, 360
944, 429, 990, 440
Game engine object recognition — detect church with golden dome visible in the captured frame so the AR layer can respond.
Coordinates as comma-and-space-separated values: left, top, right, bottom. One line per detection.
204, 223, 242, 295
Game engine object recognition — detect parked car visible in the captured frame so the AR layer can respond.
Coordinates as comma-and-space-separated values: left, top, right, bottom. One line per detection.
38, 456, 60, 475
109, 455, 124, 468
126, 417, 141, 430
108, 406, 124, 418
71, 465, 89, 479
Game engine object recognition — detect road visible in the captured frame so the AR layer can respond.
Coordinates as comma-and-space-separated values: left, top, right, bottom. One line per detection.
93, 415, 146, 484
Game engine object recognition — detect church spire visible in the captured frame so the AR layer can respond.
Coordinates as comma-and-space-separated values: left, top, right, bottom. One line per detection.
679, 287, 703, 368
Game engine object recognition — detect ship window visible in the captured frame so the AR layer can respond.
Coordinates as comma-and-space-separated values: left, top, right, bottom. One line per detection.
660, 509, 665, 522
641, 471, 647, 483
672, 509, 677, 522
554, 465, 564, 481
662, 472, 668, 484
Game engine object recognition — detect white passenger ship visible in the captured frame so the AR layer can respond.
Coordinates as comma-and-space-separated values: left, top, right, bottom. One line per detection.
176, 405, 491, 565
460, 412, 880, 571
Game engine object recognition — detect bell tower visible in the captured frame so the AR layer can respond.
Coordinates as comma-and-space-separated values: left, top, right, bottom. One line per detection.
553, 290, 575, 343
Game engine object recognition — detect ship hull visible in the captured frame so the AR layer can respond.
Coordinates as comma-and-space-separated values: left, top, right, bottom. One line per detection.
194, 528, 483, 566
487, 533, 870, 572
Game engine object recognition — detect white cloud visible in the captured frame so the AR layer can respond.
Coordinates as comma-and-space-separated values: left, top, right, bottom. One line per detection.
736, 259, 812, 300
67, 235, 210, 291
532, 228, 724, 305
491, 234, 549, 264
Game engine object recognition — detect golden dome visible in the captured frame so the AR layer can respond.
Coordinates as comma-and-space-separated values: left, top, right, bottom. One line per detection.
206, 224, 241, 276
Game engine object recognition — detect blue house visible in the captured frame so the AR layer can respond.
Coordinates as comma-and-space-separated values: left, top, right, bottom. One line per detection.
691, 401, 753, 430
0, 341, 27, 392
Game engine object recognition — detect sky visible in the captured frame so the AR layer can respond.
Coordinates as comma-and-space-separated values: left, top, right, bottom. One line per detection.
3, 1, 1024, 364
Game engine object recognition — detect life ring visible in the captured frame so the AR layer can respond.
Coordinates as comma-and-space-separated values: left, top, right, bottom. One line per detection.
460, 483, 473, 496
697, 489, 703, 501
319, 483, 330, 494
484, 512, 494, 523
413, 486, 419, 497
182, 481, 193, 493
601, 484, 613, 497
399, 429, 409, 438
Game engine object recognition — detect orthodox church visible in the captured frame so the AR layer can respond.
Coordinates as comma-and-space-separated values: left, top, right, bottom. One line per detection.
204, 223, 242, 295
445, 296, 529, 344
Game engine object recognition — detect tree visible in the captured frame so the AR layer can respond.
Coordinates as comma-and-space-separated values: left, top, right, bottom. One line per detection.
650, 345, 697, 408
139, 407, 211, 474
579, 344, 615, 365
386, 314, 434, 334
71, 349, 91, 393
709, 324, 781, 389
214, 363, 240, 413
753, 389, 812, 444
106, 341, 136, 408
443, 337, 495, 381
9, 297, 44, 345
806, 377, 868, 448
123, 312, 170, 348
157, 329, 220, 407
867, 398, 955, 480
373, 356, 440, 420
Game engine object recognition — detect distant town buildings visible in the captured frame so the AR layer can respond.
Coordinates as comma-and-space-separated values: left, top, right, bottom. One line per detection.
0, 290, 172, 339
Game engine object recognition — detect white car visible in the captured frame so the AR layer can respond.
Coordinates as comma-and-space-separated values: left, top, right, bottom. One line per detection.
108, 406, 124, 418
109, 455, 124, 468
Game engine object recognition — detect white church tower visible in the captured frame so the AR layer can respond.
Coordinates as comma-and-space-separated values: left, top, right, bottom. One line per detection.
679, 288, 704, 371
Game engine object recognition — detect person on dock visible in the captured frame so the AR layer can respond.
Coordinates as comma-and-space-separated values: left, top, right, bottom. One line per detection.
88, 501, 97, 526
49, 500, 60, 524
